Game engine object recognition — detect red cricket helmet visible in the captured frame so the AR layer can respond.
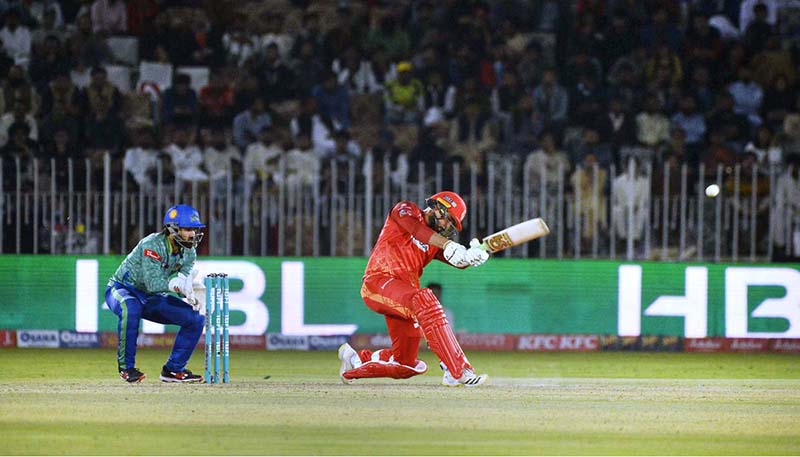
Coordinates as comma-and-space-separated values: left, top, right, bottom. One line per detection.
426, 191, 466, 232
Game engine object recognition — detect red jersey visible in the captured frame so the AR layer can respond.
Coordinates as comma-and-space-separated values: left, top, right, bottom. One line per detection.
364, 201, 448, 287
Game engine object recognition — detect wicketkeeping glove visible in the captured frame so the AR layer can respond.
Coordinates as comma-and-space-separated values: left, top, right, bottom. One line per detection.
465, 238, 490, 267
443, 240, 469, 267
168, 272, 195, 300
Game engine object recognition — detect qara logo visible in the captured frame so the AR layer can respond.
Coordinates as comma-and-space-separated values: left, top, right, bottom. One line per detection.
17, 330, 60, 348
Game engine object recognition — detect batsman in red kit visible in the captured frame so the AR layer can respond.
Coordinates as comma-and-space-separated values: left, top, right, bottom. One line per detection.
337, 191, 490, 386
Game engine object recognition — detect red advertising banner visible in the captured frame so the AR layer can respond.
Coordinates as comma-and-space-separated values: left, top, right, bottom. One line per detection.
771, 339, 800, 353
0, 329, 16, 347
517, 334, 600, 352
456, 333, 518, 351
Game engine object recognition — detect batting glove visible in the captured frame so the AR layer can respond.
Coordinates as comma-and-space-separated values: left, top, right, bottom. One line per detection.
465, 238, 489, 267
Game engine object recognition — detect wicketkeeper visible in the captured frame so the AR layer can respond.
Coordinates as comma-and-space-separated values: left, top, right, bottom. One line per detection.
105, 204, 207, 383
338, 191, 490, 386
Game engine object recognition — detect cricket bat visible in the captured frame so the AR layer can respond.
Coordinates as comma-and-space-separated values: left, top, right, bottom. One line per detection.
481, 218, 550, 253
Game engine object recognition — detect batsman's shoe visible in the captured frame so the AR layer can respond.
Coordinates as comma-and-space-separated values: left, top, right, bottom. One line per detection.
338, 343, 359, 384
439, 362, 488, 387
159, 366, 203, 383
119, 367, 146, 383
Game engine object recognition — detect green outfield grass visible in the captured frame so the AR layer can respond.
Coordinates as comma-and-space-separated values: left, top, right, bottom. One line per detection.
0, 349, 798, 455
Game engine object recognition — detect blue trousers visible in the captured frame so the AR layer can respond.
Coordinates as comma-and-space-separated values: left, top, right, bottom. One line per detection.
105, 281, 204, 372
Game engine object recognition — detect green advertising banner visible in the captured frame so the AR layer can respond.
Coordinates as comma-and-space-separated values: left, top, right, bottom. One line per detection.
0, 256, 798, 338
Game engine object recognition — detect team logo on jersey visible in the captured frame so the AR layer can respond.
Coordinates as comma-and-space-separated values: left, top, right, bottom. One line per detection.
410, 236, 429, 252
143, 249, 161, 261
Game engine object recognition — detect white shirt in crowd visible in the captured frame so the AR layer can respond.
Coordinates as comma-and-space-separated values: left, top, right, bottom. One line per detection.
0, 24, 31, 67
204, 145, 241, 182
243, 140, 283, 184
612, 168, 650, 241
165, 143, 208, 182
331, 58, 383, 94
0, 112, 38, 147
274, 147, 320, 187
123, 147, 159, 187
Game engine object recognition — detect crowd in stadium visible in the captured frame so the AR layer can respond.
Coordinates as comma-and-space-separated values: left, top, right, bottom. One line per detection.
1, 0, 800, 257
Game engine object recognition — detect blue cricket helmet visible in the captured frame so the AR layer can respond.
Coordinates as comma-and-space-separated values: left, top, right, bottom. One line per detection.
163, 204, 206, 228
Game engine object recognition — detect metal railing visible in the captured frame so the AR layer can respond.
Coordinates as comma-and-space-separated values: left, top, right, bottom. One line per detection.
1, 153, 798, 262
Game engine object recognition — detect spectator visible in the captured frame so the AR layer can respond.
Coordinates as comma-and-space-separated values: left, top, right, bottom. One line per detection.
280, 132, 319, 188
606, 61, 643, 113
524, 130, 570, 193
38, 70, 81, 144
0, 99, 37, 147
366, 14, 410, 62
570, 126, 612, 167
332, 46, 382, 95
324, 128, 361, 162
447, 96, 496, 174
83, 66, 121, 116
367, 129, 407, 189
0, 64, 39, 114
687, 66, 715, 115
636, 95, 670, 149
243, 127, 282, 191
30, 1, 65, 30
90, 0, 127, 35
740, 0, 777, 36
0, 122, 39, 191
123, 127, 160, 189
532, 68, 569, 132
292, 38, 326, 98
598, 97, 636, 153
701, 129, 737, 178
203, 126, 241, 194
512, 43, 543, 88
571, 151, 607, 248
762, 74, 798, 129
83, 99, 126, 154
198, 72, 235, 128
682, 11, 723, 71
727, 67, 763, 126
290, 96, 335, 155
126, 0, 159, 37
0, 9, 31, 66
257, 42, 296, 103
28, 35, 70, 91
67, 13, 113, 68
639, 7, 679, 50
408, 124, 451, 177
773, 154, 800, 260
707, 93, 750, 149
491, 69, 524, 134
43, 127, 82, 189
744, 125, 781, 166
602, 13, 635, 68
422, 69, 456, 121
612, 156, 650, 242
161, 73, 198, 126
31, 7, 65, 49
670, 96, 706, 152
499, 93, 538, 155
258, 13, 293, 61
569, 73, 605, 128
232, 96, 271, 150
312, 70, 350, 130
164, 125, 207, 186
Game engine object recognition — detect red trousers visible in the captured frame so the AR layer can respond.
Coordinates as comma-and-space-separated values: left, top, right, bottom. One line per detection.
360, 275, 424, 366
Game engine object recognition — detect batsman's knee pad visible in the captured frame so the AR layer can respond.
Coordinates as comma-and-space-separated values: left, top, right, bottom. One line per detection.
412, 288, 447, 328
411, 288, 467, 380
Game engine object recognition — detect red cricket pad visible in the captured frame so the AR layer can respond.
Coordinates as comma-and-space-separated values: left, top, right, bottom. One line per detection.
342, 360, 428, 380
412, 288, 468, 379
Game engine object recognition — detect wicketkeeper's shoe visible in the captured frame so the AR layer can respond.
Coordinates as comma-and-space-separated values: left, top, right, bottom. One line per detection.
119, 367, 146, 383
338, 343, 359, 384
439, 362, 488, 387
159, 366, 203, 383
